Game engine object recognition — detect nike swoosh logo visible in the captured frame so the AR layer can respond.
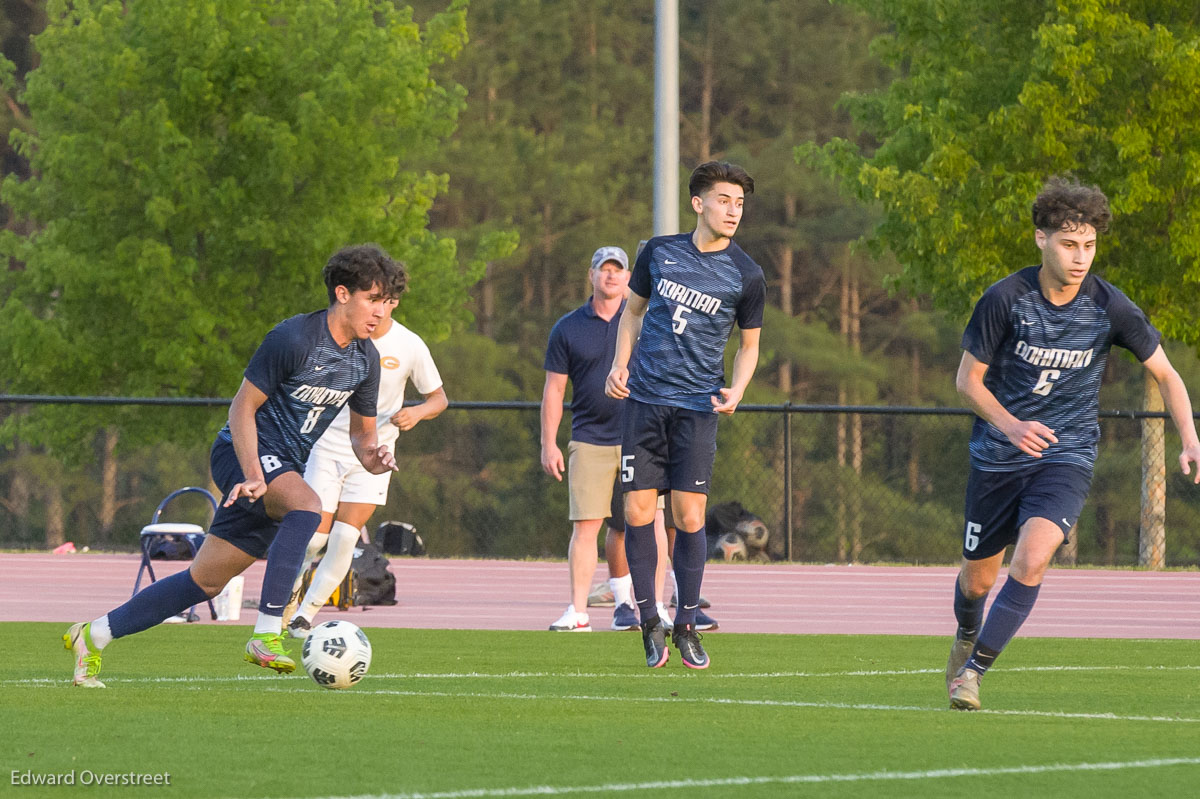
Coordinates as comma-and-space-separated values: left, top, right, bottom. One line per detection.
694, 480, 706, 486
1062, 519, 1071, 527
684, 604, 699, 610
314, 366, 325, 371
664, 259, 677, 264
266, 603, 283, 609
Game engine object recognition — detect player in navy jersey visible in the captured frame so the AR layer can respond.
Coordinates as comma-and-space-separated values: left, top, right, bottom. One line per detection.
606, 162, 765, 668
946, 178, 1200, 710
63, 245, 402, 686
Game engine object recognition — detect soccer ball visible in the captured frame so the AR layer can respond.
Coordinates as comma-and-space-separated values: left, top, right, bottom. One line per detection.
716, 532, 748, 561
737, 518, 770, 551
301, 620, 372, 689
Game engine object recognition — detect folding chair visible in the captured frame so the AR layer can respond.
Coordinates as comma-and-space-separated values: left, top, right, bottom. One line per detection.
133, 486, 219, 621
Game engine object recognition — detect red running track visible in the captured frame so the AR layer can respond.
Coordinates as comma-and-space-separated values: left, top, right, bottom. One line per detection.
1, 553, 1197, 639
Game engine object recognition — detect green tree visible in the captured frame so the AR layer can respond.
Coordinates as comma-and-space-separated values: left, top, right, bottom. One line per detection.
810, 0, 1200, 332
0, 0, 509, 544
414, 0, 654, 354
0, 0, 483, 436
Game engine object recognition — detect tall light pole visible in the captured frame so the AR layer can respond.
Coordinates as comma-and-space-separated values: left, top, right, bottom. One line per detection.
653, 0, 679, 236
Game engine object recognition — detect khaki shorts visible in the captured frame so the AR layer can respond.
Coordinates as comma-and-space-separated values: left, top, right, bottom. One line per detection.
567, 440, 620, 521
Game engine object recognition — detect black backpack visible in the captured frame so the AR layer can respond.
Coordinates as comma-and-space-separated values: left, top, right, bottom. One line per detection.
350, 542, 397, 606
376, 520, 426, 556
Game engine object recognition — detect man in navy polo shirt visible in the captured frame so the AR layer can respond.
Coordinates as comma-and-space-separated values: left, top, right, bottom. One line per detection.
541, 246, 663, 632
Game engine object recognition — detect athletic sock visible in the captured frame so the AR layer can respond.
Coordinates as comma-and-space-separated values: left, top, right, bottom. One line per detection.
953, 577, 986, 640
672, 527, 707, 627
290, 530, 330, 594
257, 510, 321, 619
107, 570, 210, 640
609, 574, 633, 608
305, 531, 330, 562
299, 521, 359, 620
88, 616, 113, 650
254, 612, 282, 636
624, 521, 658, 624
966, 576, 1041, 675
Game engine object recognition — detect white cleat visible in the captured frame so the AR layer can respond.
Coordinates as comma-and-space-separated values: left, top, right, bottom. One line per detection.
548, 605, 591, 632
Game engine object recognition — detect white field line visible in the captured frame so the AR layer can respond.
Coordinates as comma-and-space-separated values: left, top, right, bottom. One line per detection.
260, 757, 1200, 799
10, 673, 1198, 723
10, 665, 1200, 723
244, 686, 1200, 724
5, 662, 1199, 687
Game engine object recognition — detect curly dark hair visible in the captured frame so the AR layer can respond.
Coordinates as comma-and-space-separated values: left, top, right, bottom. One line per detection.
1032, 176, 1111, 234
688, 161, 755, 199
322, 244, 407, 304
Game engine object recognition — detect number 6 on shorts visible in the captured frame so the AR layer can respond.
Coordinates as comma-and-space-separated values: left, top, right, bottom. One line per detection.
964, 521, 981, 552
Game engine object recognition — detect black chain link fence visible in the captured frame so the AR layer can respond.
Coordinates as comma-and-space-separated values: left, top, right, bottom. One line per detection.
1, 397, 1197, 567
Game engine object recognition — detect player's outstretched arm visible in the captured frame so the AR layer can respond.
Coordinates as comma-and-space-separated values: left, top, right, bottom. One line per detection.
1142, 346, 1200, 483
712, 327, 761, 415
955, 351, 1058, 457
225, 379, 270, 506
540, 372, 568, 481
391, 386, 448, 432
606, 293, 648, 399
349, 411, 397, 475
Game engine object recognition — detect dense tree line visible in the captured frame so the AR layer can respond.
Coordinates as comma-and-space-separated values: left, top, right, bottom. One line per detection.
1, 1, 1197, 566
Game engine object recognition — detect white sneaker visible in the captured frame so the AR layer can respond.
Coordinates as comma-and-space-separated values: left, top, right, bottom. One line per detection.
548, 605, 591, 632
656, 603, 674, 627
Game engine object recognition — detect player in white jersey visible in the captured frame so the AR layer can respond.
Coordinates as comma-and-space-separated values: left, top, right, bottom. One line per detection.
286, 291, 447, 639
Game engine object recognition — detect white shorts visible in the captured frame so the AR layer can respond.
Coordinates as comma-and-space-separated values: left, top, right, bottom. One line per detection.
304, 450, 391, 513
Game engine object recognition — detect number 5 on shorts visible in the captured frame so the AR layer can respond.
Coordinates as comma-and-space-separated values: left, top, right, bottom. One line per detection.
964, 521, 981, 552
621, 455, 634, 483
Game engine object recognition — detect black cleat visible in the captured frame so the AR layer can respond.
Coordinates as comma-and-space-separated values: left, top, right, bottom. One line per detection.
641, 616, 669, 668
672, 623, 709, 669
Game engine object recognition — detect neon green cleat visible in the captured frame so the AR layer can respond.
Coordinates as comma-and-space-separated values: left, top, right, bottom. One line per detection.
244, 633, 296, 674
64, 622, 105, 688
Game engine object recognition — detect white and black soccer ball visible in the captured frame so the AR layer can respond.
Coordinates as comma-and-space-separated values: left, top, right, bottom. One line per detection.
716, 531, 748, 561
737, 518, 770, 552
301, 620, 372, 690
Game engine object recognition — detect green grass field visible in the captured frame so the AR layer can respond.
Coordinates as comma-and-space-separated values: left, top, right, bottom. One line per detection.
3, 623, 1198, 798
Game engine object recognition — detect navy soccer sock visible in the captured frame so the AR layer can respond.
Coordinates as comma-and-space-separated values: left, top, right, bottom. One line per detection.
258, 510, 321, 616
966, 577, 1041, 675
953, 577, 986, 640
623, 520, 659, 625
108, 570, 210, 639
672, 527, 707, 628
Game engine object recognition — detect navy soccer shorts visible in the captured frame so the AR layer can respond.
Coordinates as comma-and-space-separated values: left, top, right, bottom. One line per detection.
961, 461, 1093, 560
620, 398, 719, 495
206, 437, 299, 559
